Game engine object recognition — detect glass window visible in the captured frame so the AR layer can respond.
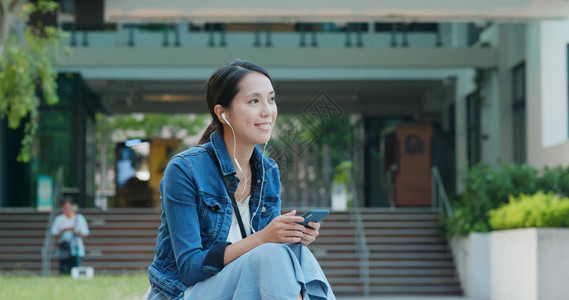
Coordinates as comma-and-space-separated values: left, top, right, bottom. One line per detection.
466, 93, 481, 166
38, 109, 74, 187
512, 63, 526, 163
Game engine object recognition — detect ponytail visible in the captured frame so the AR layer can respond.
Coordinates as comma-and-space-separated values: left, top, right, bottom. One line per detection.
198, 121, 224, 145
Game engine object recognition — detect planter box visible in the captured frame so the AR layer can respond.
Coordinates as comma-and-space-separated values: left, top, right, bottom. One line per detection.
450, 233, 490, 300
490, 228, 569, 300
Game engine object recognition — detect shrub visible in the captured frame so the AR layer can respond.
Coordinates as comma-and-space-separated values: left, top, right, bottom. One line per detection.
444, 164, 569, 237
489, 191, 569, 230
444, 163, 539, 236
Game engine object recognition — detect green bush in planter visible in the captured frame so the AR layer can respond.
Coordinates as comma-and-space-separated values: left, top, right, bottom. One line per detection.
537, 166, 569, 196
489, 191, 569, 230
444, 163, 539, 236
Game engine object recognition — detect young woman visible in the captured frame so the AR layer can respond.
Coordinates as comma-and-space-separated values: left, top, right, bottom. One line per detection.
147, 60, 335, 300
51, 198, 90, 275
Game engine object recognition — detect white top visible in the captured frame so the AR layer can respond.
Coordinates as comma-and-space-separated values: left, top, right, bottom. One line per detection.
50, 214, 90, 257
226, 195, 251, 243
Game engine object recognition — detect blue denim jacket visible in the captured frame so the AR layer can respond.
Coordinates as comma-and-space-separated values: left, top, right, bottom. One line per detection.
147, 131, 282, 299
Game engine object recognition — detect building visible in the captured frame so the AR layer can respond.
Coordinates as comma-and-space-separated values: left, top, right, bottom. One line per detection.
1, 0, 569, 208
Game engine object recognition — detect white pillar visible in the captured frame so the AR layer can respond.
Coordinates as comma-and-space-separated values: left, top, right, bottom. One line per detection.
526, 22, 543, 168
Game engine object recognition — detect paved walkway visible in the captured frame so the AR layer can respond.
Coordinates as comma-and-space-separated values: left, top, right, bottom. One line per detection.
138, 293, 482, 300
337, 297, 484, 300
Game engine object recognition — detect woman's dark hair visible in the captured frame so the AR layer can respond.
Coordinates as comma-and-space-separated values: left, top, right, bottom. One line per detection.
198, 59, 273, 145
60, 197, 74, 206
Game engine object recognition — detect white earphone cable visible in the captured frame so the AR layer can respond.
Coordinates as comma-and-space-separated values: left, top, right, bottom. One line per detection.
223, 112, 271, 234
224, 115, 249, 203
251, 140, 269, 233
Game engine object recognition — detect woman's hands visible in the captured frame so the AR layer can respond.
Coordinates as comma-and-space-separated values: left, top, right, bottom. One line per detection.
259, 210, 305, 243
225, 210, 321, 266
299, 221, 320, 246
258, 210, 320, 246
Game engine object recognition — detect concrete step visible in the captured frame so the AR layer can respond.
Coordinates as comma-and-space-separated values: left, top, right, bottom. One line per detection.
0, 252, 155, 261
365, 237, 447, 244
320, 260, 455, 268
329, 277, 460, 285
315, 252, 453, 260
320, 268, 456, 277
0, 260, 150, 270
0, 208, 461, 297
309, 244, 450, 253
332, 285, 462, 295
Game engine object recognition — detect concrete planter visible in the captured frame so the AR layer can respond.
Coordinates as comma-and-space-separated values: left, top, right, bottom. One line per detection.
450, 233, 491, 300
490, 228, 569, 300
451, 228, 569, 300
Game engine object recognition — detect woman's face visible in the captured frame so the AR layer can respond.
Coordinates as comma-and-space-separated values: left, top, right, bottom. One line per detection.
62, 202, 73, 216
225, 71, 277, 146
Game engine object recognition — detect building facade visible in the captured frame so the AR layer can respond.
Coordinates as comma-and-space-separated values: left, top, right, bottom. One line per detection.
2, 0, 569, 207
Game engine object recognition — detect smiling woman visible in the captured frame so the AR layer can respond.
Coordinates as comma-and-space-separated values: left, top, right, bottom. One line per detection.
146, 59, 335, 300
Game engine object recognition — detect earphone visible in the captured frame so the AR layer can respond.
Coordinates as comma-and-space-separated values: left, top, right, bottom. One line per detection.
221, 111, 269, 234
221, 112, 248, 204
221, 113, 245, 174
250, 141, 269, 233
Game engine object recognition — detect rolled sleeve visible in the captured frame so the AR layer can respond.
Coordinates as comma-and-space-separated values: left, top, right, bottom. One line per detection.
162, 156, 229, 285
202, 241, 231, 274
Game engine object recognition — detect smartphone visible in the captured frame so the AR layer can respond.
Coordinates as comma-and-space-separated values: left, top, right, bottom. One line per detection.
295, 210, 330, 228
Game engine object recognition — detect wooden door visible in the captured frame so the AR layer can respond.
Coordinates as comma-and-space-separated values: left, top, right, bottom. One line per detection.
394, 125, 433, 207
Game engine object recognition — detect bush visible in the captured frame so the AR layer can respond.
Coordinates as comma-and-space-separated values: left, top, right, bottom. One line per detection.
444, 163, 569, 237
489, 191, 569, 230
444, 163, 539, 236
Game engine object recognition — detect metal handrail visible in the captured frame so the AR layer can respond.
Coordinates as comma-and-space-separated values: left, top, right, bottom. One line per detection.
41, 166, 64, 277
431, 167, 453, 219
348, 173, 370, 297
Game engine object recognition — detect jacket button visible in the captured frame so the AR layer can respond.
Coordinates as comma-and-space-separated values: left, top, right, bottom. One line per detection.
210, 206, 218, 212
262, 206, 266, 212
257, 180, 260, 183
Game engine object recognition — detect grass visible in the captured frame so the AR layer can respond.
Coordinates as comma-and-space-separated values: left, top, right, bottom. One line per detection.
0, 273, 149, 300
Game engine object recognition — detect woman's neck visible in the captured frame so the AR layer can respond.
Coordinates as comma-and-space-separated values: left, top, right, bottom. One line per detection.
223, 131, 254, 174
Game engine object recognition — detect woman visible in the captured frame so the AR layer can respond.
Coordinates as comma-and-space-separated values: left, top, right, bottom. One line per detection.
50, 198, 89, 275
147, 59, 335, 300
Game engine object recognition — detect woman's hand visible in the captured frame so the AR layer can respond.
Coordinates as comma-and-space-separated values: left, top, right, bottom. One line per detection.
299, 222, 320, 246
259, 210, 306, 244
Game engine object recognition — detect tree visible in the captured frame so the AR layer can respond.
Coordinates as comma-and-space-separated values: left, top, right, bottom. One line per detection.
0, 0, 64, 162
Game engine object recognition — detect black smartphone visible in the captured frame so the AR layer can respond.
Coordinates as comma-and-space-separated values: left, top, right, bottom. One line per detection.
295, 210, 330, 228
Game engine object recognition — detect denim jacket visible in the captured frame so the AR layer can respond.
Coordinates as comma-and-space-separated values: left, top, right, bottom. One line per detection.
147, 131, 282, 299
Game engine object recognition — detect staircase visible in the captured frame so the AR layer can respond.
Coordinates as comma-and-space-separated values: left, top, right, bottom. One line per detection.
0, 209, 158, 275
309, 208, 461, 296
0, 208, 461, 296
0, 210, 49, 273
362, 209, 460, 295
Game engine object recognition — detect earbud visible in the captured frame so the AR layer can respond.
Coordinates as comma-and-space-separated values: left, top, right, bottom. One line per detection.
221, 112, 229, 125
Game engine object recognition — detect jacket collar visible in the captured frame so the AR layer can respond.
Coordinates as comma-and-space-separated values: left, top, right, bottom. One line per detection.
209, 131, 271, 182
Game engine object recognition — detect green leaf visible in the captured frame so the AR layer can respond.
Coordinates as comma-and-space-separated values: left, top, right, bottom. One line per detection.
0, 1, 65, 163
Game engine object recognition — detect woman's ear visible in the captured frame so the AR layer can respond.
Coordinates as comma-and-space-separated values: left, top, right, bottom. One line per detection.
214, 105, 227, 125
